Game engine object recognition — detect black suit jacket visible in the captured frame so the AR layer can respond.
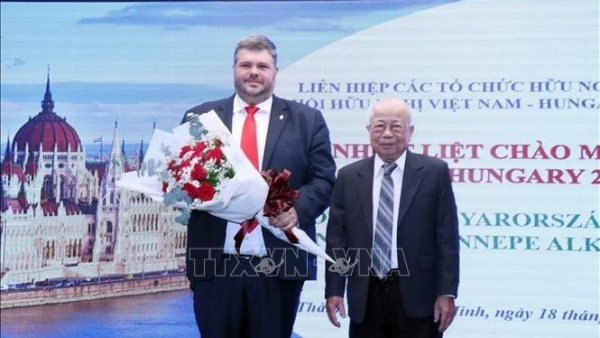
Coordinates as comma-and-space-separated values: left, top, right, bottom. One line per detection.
182, 95, 336, 281
325, 151, 459, 321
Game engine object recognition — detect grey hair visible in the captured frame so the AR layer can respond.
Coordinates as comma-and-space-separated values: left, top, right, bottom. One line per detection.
365, 98, 413, 126
233, 35, 278, 66
366, 100, 377, 125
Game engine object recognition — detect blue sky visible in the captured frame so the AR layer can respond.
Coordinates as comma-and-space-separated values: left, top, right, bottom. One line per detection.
1, 1, 456, 144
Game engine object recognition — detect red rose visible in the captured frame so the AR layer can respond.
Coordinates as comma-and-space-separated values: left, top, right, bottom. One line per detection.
197, 182, 216, 201
180, 157, 192, 170
206, 147, 224, 164
179, 145, 193, 158
193, 141, 207, 156
191, 165, 207, 181
182, 182, 199, 199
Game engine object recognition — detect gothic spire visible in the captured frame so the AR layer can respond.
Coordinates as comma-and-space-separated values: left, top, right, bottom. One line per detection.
138, 138, 145, 170
3, 136, 11, 164
41, 65, 55, 114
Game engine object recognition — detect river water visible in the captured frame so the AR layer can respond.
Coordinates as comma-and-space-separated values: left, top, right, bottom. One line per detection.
0, 290, 199, 338
0, 289, 312, 338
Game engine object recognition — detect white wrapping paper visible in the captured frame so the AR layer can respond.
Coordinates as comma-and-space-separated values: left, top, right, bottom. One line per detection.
116, 110, 333, 262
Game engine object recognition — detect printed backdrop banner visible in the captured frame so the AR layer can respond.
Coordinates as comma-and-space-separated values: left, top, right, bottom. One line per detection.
279, 2, 599, 337
0, 1, 598, 338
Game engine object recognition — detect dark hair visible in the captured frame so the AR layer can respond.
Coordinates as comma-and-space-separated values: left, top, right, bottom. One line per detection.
233, 35, 277, 66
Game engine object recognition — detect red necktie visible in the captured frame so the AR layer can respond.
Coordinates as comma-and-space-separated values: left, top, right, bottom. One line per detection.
235, 105, 260, 252
241, 105, 260, 169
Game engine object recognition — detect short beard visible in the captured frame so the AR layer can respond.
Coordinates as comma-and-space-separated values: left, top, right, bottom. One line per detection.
235, 80, 273, 105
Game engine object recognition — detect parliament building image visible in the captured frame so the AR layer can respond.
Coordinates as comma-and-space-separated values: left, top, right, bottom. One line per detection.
0, 75, 187, 293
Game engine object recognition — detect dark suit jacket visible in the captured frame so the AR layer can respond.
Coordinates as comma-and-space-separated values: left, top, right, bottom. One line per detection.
325, 151, 459, 321
182, 95, 335, 281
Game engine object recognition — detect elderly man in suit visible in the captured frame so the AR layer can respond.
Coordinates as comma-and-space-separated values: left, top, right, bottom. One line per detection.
182, 35, 336, 338
325, 97, 459, 338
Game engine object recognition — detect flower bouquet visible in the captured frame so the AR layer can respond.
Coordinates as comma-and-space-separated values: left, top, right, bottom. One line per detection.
116, 110, 333, 262
116, 110, 268, 225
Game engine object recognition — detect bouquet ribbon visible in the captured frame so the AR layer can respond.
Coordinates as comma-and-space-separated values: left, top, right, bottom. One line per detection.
234, 169, 299, 253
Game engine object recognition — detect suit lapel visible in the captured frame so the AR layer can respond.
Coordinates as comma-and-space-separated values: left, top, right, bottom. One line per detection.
262, 96, 288, 168
215, 96, 235, 130
356, 157, 375, 239
398, 151, 423, 223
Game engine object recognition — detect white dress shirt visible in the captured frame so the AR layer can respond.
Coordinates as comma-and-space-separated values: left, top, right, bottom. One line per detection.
372, 151, 407, 269
222, 95, 272, 256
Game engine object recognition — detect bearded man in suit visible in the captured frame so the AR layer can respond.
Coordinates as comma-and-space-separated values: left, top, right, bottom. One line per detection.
182, 35, 336, 338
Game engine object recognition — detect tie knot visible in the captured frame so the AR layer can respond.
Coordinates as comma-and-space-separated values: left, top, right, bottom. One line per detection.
245, 105, 259, 115
383, 163, 397, 176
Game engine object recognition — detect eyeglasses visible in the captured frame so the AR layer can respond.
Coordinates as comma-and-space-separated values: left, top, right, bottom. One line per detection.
369, 123, 408, 134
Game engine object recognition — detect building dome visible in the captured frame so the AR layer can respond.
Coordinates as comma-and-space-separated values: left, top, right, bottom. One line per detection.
12, 75, 82, 154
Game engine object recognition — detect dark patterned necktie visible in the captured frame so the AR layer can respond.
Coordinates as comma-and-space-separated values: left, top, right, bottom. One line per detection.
372, 162, 397, 279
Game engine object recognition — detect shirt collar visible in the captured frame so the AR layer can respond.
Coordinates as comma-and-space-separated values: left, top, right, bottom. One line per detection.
374, 151, 407, 174
234, 94, 272, 114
